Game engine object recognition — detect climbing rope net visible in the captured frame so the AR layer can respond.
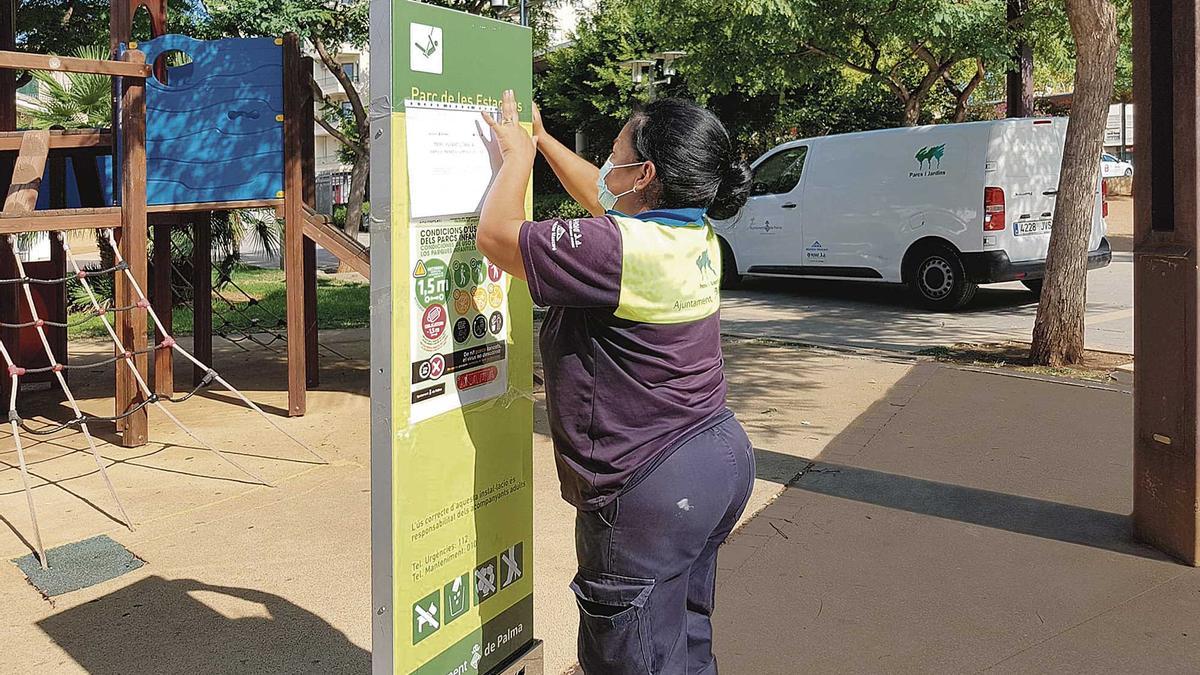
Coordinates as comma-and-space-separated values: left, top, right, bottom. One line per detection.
167, 223, 288, 353
166, 220, 346, 359
2, 229, 326, 571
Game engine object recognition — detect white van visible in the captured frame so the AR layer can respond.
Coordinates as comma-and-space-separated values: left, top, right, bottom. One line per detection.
712, 118, 1112, 310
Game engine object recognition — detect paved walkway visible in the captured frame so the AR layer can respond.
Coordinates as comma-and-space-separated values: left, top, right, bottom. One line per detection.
712, 363, 1198, 673
2, 329, 1192, 673
720, 252, 1133, 355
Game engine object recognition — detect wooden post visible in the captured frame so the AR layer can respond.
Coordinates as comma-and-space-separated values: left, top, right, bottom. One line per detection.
0, 0, 14, 405
116, 50, 148, 447
1131, 0, 1200, 563
151, 214, 174, 396
192, 212, 213, 384
304, 239, 318, 386
110, 0, 168, 52
3, 132, 61, 391
283, 33, 306, 416
301, 55, 319, 388
0, 0, 13, 131
47, 153, 69, 386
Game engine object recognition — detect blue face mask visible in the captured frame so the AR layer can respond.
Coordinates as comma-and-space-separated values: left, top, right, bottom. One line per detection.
597, 156, 644, 212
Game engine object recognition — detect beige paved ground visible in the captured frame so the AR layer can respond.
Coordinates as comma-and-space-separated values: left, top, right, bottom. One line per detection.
1106, 194, 1134, 252
0, 328, 911, 674
0, 330, 373, 673
712, 363, 1200, 673
537, 340, 912, 674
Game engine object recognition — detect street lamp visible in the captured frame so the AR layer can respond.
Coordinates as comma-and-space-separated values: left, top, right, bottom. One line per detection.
618, 59, 655, 85
619, 52, 687, 100
655, 51, 687, 77
489, 0, 529, 26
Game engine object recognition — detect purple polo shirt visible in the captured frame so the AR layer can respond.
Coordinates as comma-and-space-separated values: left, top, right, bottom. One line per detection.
519, 210, 728, 510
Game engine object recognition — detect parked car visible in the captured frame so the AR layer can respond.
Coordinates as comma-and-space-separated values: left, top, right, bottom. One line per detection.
1101, 152, 1134, 178
711, 118, 1112, 310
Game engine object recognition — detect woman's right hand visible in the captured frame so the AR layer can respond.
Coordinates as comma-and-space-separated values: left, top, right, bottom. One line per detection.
532, 102, 545, 143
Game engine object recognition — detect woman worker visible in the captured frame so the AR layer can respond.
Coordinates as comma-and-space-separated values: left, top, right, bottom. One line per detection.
478, 90, 754, 675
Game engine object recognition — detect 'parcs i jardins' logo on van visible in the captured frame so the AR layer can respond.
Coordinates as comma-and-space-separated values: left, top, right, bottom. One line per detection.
910, 144, 947, 178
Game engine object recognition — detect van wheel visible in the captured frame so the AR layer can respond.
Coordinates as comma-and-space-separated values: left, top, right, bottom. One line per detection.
1021, 279, 1044, 295
907, 246, 977, 311
1124, 168, 1133, 177
718, 238, 742, 290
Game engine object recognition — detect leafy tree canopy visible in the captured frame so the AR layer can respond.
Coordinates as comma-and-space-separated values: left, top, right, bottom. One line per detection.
649, 0, 1010, 124
16, 0, 206, 53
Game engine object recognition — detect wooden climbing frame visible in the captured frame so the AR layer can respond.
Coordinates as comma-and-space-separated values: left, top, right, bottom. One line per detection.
0, 46, 150, 448
0, 0, 371, 435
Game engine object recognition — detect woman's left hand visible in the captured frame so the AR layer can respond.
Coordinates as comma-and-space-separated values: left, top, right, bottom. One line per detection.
477, 90, 536, 281
482, 89, 536, 165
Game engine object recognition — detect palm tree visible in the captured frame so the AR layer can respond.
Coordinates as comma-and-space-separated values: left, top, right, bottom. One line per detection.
25, 45, 111, 129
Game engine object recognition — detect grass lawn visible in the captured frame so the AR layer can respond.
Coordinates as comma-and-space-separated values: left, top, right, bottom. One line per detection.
67, 266, 369, 340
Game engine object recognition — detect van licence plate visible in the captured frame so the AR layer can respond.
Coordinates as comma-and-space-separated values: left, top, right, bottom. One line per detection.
1014, 220, 1052, 236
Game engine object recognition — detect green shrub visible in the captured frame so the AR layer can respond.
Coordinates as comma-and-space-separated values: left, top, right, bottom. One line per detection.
66, 266, 114, 313
533, 193, 590, 221
332, 201, 372, 232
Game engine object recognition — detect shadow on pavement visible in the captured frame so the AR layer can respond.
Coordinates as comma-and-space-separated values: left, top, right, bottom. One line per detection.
745, 360, 1164, 561
38, 576, 369, 674
712, 364, 1191, 672
719, 278, 1056, 353
754, 447, 1168, 562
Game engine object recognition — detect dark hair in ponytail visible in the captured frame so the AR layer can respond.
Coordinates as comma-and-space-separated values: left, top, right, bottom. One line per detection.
628, 98, 751, 217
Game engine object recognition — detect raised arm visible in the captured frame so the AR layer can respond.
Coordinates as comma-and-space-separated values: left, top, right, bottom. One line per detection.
478, 90, 536, 280
534, 104, 605, 217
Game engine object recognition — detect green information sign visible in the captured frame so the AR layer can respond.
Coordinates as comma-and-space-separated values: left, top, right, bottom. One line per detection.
369, 2, 535, 673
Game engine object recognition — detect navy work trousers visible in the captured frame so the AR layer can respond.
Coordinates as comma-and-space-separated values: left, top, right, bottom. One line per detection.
572, 412, 755, 675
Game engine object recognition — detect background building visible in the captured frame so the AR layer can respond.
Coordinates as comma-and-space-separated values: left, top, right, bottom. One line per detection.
312, 45, 368, 208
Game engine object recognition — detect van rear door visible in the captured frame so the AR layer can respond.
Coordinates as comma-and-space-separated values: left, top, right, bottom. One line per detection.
990, 119, 1067, 263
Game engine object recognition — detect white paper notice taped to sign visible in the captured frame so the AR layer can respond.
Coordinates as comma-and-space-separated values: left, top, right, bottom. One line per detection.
405, 101, 510, 423
408, 217, 510, 423
405, 100, 503, 219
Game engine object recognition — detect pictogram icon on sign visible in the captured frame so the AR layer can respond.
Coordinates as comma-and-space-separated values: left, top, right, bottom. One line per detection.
474, 557, 498, 604
427, 354, 445, 379
500, 542, 523, 589
422, 304, 447, 341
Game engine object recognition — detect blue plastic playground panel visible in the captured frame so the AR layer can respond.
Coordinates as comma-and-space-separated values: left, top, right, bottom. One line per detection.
133, 35, 285, 206
34, 156, 114, 210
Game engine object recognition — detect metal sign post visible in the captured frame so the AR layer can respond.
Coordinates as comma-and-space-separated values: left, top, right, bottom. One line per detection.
369, 1, 542, 672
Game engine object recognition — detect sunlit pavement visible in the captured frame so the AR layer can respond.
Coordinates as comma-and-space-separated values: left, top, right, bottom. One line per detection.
721, 253, 1133, 355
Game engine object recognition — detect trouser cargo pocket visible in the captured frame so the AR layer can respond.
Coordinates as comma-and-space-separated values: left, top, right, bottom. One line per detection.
571, 568, 656, 674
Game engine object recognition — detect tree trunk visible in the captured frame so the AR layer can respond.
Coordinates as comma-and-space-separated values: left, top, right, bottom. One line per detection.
1030, 0, 1118, 366
345, 149, 369, 234
949, 61, 987, 123
902, 96, 921, 126
335, 149, 369, 273
1006, 0, 1034, 117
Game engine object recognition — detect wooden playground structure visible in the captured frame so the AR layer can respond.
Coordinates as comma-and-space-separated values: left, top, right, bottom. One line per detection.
0, 0, 369, 451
